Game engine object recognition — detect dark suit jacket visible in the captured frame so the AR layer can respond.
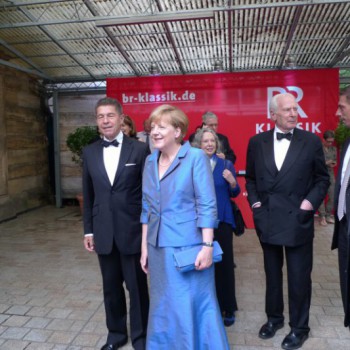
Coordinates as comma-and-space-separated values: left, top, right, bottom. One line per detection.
332, 138, 350, 250
189, 132, 236, 164
82, 136, 150, 255
245, 128, 329, 247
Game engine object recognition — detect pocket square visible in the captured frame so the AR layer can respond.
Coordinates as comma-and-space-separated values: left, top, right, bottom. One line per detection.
173, 241, 223, 273
125, 163, 136, 166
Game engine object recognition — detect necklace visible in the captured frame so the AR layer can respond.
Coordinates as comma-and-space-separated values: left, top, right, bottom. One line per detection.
159, 154, 176, 167
159, 146, 181, 167
159, 157, 172, 167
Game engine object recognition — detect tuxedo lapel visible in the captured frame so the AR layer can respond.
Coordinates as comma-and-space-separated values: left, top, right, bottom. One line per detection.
276, 128, 305, 180
94, 141, 111, 186
262, 130, 278, 177
114, 137, 132, 185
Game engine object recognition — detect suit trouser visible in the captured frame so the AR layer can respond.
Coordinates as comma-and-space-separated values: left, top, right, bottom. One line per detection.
98, 243, 149, 349
338, 217, 350, 327
260, 241, 313, 334
214, 222, 238, 313
318, 172, 335, 218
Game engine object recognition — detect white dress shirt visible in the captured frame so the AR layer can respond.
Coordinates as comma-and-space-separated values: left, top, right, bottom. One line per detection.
103, 131, 123, 185
274, 126, 293, 171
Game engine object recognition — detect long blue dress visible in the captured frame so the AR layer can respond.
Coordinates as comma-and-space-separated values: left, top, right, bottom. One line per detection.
141, 142, 230, 350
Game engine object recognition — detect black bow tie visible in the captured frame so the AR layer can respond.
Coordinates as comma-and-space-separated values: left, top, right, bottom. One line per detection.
101, 139, 119, 147
276, 132, 292, 141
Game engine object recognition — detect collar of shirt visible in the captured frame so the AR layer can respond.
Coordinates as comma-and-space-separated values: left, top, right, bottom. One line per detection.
342, 144, 350, 184
103, 131, 123, 185
274, 126, 293, 170
209, 156, 216, 171
103, 131, 124, 144
274, 126, 294, 141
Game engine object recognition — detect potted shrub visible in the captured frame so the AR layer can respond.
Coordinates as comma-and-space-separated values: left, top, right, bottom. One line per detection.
66, 126, 100, 165
66, 126, 100, 212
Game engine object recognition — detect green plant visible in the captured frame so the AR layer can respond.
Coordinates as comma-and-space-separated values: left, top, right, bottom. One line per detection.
66, 126, 100, 164
335, 121, 350, 149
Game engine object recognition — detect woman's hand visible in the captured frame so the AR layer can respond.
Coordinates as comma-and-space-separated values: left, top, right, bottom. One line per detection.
140, 223, 149, 274
140, 245, 148, 274
216, 152, 226, 159
195, 246, 213, 270
223, 169, 237, 188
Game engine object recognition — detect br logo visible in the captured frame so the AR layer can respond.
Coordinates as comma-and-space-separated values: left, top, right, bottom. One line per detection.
267, 87, 308, 119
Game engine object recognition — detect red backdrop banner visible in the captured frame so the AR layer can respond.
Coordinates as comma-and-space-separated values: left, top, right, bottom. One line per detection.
107, 69, 339, 227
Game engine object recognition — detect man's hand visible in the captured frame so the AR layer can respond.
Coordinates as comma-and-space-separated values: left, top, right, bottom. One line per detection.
84, 236, 95, 252
300, 199, 313, 211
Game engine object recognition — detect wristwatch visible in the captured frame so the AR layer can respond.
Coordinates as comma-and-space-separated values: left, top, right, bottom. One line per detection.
202, 242, 214, 247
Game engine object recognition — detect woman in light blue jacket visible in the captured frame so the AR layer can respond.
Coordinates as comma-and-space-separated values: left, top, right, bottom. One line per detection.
140, 104, 229, 350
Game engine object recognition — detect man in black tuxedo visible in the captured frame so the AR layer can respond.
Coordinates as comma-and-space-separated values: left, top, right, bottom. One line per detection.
332, 85, 350, 329
245, 93, 329, 350
189, 111, 236, 164
83, 97, 149, 350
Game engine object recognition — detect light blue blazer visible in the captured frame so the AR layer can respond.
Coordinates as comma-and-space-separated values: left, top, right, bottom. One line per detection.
141, 141, 218, 247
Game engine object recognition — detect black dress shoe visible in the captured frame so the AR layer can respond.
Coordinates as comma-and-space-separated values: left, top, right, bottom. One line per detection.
101, 345, 116, 350
258, 321, 284, 339
281, 331, 308, 350
101, 338, 128, 350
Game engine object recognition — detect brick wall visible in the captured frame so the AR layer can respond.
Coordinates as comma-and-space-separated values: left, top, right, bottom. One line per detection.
59, 94, 104, 198
0, 66, 49, 222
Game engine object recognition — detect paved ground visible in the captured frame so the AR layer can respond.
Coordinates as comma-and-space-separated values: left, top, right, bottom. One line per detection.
0, 205, 349, 349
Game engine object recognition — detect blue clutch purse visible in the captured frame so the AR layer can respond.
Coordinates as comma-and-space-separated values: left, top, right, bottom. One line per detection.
173, 241, 223, 273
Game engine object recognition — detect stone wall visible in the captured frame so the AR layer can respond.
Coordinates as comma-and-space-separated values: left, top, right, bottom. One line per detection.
0, 66, 49, 222
59, 94, 104, 198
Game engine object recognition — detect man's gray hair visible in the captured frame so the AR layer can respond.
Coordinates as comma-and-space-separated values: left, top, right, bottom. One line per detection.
202, 111, 218, 123
269, 93, 296, 113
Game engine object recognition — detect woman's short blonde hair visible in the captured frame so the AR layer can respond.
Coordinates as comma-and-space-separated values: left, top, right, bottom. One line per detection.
149, 104, 189, 143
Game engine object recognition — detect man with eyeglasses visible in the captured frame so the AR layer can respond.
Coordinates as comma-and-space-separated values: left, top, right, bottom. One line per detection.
189, 111, 236, 164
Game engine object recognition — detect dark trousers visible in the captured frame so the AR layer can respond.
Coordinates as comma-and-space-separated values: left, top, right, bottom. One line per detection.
260, 241, 313, 334
214, 222, 238, 313
98, 243, 149, 349
338, 217, 350, 326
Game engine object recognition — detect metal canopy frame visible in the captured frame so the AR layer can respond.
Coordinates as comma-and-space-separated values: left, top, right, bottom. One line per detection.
1, 0, 350, 92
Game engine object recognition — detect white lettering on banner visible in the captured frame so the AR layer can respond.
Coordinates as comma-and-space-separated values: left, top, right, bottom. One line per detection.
256, 122, 321, 134
267, 87, 307, 119
122, 90, 196, 104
